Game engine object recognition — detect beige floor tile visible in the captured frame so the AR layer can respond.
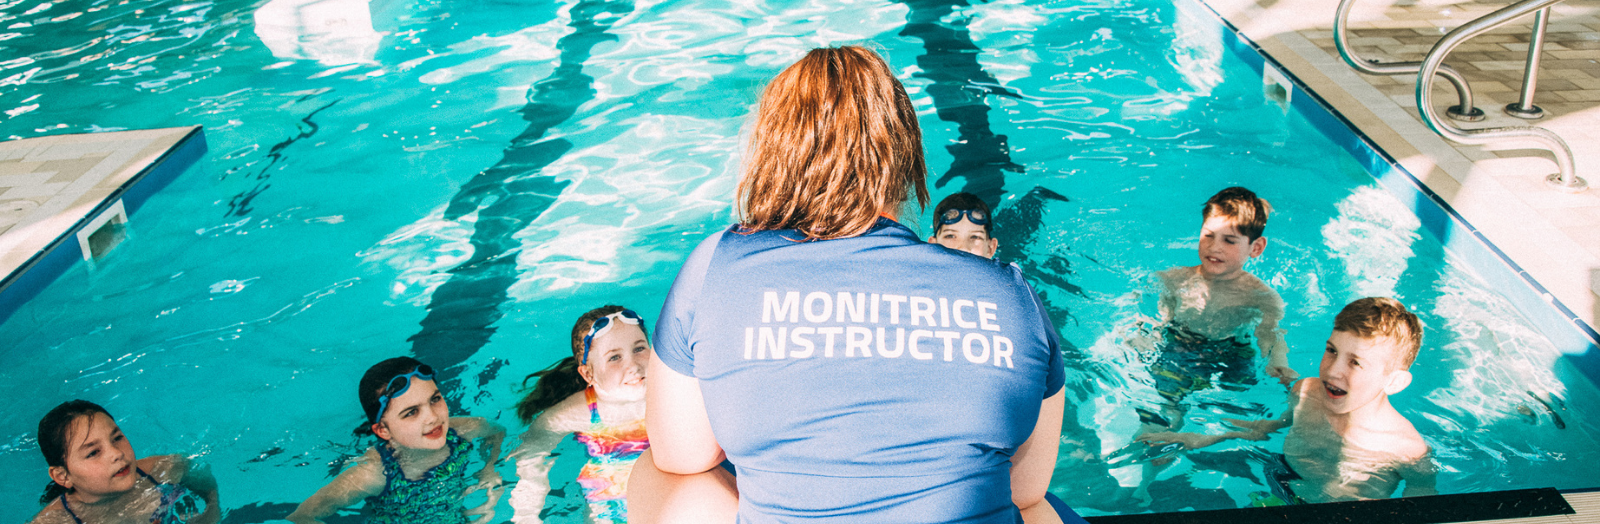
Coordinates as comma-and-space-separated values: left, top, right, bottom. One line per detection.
0, 182, 67, 200
0, 172, 53, 187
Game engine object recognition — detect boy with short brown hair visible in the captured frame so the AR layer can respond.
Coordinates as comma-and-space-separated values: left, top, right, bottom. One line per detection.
1142, 297, 1437, 503
1151, 187, 1294, 392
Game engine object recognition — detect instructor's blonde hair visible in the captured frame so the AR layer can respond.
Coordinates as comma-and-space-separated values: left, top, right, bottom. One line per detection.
737, 46, 929, 240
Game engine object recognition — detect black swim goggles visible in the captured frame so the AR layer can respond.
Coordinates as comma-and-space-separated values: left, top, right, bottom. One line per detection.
938, 207, 989, 226
582, 309, 642, 365
373, 364, 436, 424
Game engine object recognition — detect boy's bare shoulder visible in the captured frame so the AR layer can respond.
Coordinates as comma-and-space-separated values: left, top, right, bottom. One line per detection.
1353, 408, 1430, 462
1154, 266, 1193, 289
1235, 272, 1277, 293
1156, 266, 1193, 280
1290, 377, 1319, 396
1233, 273, 1285, 307
1384, 411, 1431, 461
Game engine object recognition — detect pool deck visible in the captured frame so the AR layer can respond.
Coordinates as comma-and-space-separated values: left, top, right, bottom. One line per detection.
0, 127, 202, 302
1198, 0, 1600, 342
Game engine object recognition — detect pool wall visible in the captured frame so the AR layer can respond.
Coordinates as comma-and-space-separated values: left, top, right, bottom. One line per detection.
1185, 0, 1600, 390
0, 127, 207, 328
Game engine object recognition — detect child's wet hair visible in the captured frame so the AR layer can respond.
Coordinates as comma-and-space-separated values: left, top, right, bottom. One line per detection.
514, 305, 650, 423
1333, 297, 1423, 370
355, 356, 432, 436
37, 399, 112, 504
933, 192, 992, 236
1201, 186, 1271, 241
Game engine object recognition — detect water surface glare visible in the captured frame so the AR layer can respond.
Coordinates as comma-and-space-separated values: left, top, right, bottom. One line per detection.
2, 0, 1598, 520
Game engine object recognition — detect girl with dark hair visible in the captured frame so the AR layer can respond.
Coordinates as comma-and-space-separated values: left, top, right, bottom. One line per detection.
508, 305, 651, 524
29, 400, 220, 524
287, 357, 506, 524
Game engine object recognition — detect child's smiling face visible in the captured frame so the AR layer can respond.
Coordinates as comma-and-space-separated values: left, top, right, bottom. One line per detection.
581, 323, 650, 402
1318, 330, 1410, 415
373, 377, 451, 451
1197, 215, 1264, 279
49, 413, 138, 502
932, 219, 997, 259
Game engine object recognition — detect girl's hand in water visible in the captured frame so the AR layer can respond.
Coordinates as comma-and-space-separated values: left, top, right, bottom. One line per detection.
464, 468, 503, 524
1266, 364, 1299, 385
1221, 417, 1283, 440
1138, 431, 1222, 450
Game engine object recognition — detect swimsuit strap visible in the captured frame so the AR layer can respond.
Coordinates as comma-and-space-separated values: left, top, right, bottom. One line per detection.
58, 494, 86, 524
57, 470, 158, 524
55, 468, 200, 524
585, 386, 601, 426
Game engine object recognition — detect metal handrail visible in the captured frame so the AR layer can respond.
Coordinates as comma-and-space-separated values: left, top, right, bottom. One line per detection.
1417, 0, 1586, 192
1504, 6, 1550, 119
1335, 0, 1485, 122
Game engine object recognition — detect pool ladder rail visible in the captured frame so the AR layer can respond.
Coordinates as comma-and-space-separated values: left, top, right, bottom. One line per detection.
1333, 0, 1588, 193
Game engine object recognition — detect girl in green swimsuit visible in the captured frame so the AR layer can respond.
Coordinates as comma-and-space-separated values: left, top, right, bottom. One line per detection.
288, 357, 506, 524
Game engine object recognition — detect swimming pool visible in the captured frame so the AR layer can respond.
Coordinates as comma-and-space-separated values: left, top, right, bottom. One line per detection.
2, 0, 1598, 520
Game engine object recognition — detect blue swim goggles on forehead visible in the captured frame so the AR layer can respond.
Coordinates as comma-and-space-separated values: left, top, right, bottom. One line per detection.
372, 364, 435, 424
939, 207, 989, 226
582, 309, 642, 365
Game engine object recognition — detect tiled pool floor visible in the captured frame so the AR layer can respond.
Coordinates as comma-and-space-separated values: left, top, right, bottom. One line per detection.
1199, 0, 1600, 340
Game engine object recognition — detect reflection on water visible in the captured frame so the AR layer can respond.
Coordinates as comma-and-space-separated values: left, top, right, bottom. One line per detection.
2, 0, 1600, 520
1321, 187, 1420, 299
252, 0, 385, 65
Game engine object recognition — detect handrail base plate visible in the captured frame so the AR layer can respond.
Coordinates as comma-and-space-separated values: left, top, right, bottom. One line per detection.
1506, 103, 1546, 119
1449, 105, 1487, 122
1546, 173, 1589, 193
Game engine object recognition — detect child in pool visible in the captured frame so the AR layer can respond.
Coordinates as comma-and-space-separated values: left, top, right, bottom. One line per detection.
929, 192, 998, 259
1113, 187, 1291, 503
1141, 297, 1438, 503
509, 306, 651, 524
29, 400, 220, 524
287, 357, 506, 524
1145, 187, 1294, 405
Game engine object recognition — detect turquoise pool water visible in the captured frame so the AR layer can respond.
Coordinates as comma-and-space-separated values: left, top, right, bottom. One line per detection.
2, 0, 1598, 520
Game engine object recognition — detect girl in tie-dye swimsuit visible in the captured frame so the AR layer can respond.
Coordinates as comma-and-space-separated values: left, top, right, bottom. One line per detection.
30, 400, 221, 524
510, 306, 652, 524
573, 386, 651, 522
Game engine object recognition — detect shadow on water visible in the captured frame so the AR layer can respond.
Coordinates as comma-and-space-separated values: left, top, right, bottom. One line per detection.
895, 0, 1086, 338
897, 0, 1024, 206
225, 100, 339, 217
897, 0, 1126, 511
407, 0, 635, 395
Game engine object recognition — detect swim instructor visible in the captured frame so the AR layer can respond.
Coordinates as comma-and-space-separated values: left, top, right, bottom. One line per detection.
630, 45, 1068, 524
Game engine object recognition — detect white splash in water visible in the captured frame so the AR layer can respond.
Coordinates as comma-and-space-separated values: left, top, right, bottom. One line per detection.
415, 6, 570, 86
357, 209, 477, 305
1426, 276, 1568, 426
1320, 185, 1421, 298
208, 277, 258, 294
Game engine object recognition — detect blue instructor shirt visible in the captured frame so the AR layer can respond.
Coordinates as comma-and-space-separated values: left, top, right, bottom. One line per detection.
654, 219, 1065, 523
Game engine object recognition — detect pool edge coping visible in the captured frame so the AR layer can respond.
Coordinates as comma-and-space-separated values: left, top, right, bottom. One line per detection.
0, 126, 207, 328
